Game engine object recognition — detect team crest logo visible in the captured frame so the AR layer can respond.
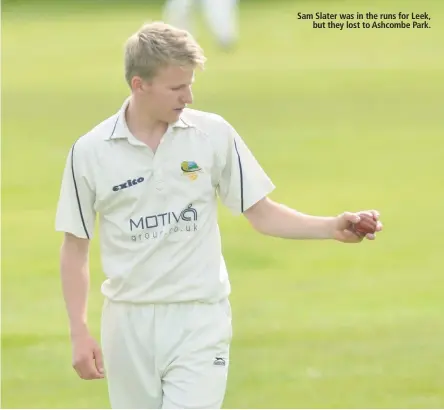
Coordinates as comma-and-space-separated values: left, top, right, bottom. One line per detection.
181, 161, 202, 181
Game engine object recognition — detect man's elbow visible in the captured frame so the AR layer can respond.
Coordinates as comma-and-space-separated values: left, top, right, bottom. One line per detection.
244, 198, 273, 235
248, 218, 270, 235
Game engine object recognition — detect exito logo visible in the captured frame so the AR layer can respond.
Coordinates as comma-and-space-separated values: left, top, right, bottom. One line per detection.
113, 177, 145, 192
181, 161, 202, 181
129, 204, 198, 242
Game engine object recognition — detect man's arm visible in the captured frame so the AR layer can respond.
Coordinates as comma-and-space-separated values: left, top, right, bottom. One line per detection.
214, 119, 383, 242
60, 233, 104, 380
244, 197, 337, 239
55, 141, 103, 379
56, 140, 97, 334
244, 197, 381, 242
60, 233, 91, 338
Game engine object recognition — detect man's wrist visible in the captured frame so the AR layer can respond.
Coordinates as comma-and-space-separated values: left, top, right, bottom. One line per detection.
324, 216, 338, 240
70, 322, 89, 340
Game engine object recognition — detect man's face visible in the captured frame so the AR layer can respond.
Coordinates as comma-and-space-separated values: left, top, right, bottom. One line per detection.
136, 64, 195, 124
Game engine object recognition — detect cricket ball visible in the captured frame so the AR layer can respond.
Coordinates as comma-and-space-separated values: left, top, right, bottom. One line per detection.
352, 212, 377, 236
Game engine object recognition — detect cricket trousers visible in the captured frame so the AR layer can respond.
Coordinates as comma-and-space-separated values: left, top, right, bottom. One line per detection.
101, 298, 232, 409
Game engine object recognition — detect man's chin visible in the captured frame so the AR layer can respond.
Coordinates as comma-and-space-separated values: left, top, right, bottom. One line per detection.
169, 110, 183, 122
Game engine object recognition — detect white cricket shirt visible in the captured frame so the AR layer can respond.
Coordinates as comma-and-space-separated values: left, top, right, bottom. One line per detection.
55, 98, 275, 303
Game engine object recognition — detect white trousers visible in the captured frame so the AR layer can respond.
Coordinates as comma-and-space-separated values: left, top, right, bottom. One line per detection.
101, 298, 232, 409
163, 0, 238, 47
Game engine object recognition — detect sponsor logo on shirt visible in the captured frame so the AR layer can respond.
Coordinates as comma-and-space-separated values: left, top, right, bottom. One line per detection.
129, 203, 198, 242
112, 177, 145, 192
181, 161, 202, 181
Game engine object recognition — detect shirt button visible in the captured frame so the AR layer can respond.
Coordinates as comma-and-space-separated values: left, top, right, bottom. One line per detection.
155, 180, 164, 191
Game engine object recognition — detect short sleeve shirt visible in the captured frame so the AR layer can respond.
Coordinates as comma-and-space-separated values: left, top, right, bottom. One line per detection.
55, 99, 275, 303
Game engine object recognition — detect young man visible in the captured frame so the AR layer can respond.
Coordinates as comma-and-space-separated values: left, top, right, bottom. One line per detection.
55, 22, 382, 409
162, 0, 238, 49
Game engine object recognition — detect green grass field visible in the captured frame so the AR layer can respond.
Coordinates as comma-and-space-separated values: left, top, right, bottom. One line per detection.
2, 0, 444, 408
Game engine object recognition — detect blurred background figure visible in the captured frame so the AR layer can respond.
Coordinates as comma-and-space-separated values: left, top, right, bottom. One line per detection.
163, 0, 238, 50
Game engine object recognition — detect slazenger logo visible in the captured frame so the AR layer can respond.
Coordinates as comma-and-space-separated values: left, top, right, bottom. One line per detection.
113, 177, 145, 192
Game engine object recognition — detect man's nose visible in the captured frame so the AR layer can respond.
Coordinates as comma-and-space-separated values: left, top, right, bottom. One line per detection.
182, 87, 193, 104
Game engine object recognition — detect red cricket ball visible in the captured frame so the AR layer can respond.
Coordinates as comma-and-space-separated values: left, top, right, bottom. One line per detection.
352, 212, 377, 236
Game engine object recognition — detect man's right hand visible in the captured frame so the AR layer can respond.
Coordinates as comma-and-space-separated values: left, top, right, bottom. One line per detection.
71, 332, 105, 380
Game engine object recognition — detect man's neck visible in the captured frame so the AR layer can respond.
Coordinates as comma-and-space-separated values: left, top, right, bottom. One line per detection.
125, 99, 168, 151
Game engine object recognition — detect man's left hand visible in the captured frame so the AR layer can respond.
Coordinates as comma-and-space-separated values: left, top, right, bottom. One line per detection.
333, 210, 383, 243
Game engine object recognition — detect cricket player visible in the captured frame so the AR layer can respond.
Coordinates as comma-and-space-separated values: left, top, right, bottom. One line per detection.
162, 0, 238, 49
55, 22, 383, 409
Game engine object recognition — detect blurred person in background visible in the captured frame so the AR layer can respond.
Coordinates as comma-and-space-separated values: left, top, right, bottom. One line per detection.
163, 0, 238, 50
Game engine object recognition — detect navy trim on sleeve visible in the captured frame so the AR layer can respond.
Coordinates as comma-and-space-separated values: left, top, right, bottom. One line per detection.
233, 138, 244, 213
70, 142, 90, 239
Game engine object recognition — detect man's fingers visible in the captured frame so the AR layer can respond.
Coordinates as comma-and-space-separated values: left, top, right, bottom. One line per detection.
360, 209, 380, 220
76, 367, 104, 380
341, 229, 363, 243
342, 211, 360, 224
337, 210, 382, 243
93, 347, 105, 375
71, 336, 105, 380
73, 357, 104, 380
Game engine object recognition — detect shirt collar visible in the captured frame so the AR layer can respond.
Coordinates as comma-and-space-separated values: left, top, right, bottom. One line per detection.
104, 97, 193, 141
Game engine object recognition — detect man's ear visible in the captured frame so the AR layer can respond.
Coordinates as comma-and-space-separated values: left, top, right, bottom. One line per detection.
131, 76, 152, 93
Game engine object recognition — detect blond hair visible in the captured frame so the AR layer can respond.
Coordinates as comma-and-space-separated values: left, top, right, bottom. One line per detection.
124, 21, 206, 86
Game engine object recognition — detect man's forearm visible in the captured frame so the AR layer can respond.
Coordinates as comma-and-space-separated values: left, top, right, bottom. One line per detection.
60, 236, 91, 338
246, 199, 337, 240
